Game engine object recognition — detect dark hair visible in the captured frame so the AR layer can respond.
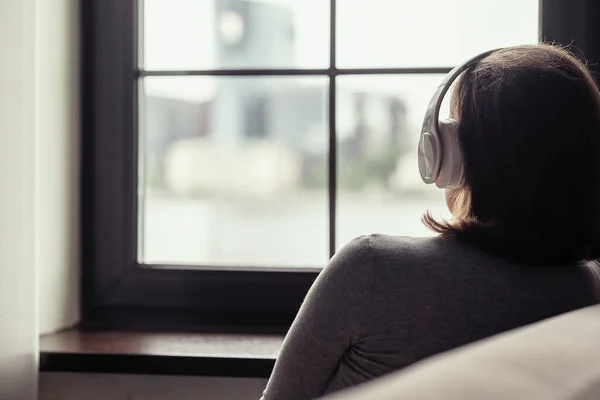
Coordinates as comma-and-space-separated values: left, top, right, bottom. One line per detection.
423, 44, 600, 265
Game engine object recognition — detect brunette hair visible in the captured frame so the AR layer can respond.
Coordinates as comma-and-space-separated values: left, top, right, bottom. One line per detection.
423, 44, 600, 265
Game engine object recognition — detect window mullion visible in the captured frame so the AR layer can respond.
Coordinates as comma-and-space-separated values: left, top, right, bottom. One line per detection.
328, 0, 337, 258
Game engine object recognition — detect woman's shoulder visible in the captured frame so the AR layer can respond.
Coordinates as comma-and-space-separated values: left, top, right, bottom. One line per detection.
337, 233, 476, 273
339, 233, 439, 252
347, 233, 455, 257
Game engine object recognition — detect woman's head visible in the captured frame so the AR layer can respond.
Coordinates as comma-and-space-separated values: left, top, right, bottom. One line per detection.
424, 44, 600, 265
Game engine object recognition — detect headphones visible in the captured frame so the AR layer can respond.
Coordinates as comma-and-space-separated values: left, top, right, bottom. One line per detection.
418, 48, 501, 188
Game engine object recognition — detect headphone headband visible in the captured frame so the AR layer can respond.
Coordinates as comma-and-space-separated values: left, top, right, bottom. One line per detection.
418, 48, 503, 186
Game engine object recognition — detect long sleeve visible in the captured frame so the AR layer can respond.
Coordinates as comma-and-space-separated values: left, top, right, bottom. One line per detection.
261, 236, 374, 400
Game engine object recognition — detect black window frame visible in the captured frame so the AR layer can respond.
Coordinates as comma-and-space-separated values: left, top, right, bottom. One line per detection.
81, 0, 600, 332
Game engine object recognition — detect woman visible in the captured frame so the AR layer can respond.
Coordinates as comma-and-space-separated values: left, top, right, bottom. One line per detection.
261, 44, 600, 400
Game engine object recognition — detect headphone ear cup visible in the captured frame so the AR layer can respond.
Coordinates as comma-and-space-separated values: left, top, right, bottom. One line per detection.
418, 132, 442, 184
435, 119, 465, 189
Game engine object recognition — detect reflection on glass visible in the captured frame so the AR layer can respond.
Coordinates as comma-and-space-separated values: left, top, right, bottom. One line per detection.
336, 75, 453, 248
337, 0, 539, 68
140, 76, 329, 266
143, 0, 329, 70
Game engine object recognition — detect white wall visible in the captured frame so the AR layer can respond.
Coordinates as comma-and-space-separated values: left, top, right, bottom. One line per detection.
0, 0, 39, 398
36, 0, 80, 336
0, 0, 79, 397
40, 373, 267, 400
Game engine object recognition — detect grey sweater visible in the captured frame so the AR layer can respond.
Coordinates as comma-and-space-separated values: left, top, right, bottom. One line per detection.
261, 234, 598, 400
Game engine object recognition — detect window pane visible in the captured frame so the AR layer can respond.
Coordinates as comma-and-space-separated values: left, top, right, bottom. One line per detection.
336, 75, 453, 248
337, 0, 539, 68
140, 76, 329, 267
142, 0, 329, 70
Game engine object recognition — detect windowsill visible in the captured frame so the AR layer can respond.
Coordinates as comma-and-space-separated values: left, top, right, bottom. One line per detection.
40, 329, 284, 378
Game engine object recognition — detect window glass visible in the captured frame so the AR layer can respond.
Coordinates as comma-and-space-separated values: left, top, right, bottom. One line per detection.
139, 0, 539, 267
337, 0, 539, 68
336, 75, 452, 247
143, 0, 329, 70
140, 76, 329, 266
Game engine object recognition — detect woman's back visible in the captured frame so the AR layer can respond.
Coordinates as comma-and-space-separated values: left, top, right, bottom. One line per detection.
326, 235, 597, 392
262, 235, 597, 399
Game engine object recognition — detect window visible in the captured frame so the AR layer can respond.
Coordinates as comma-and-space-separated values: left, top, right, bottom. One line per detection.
83, 0, 594, 331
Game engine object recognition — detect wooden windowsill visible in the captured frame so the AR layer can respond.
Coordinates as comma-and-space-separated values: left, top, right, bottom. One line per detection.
40, 330, 284, 378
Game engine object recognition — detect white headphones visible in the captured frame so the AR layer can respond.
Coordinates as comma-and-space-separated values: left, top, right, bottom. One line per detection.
418, 48, 501, 188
